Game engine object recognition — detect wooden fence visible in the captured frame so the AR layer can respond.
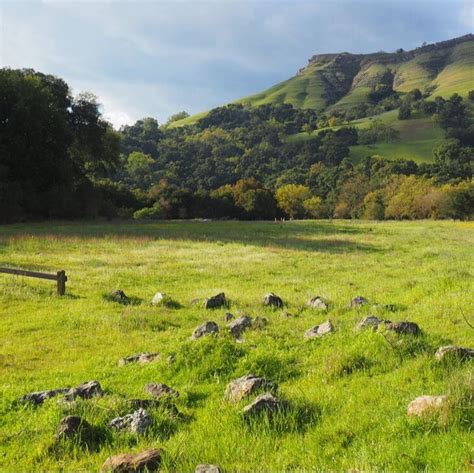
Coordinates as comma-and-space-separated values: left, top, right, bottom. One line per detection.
0, 268, 67, 295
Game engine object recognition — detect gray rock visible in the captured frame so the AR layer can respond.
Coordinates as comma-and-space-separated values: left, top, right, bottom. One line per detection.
64, 380, 103, 401
204, 293, 227, 309
56, 415, 92, 439
435, 345, 474, 361
304, 320, 334, 339
349, 296, 368, 308
386, 321, 420, 335
192, 321, 219, 340
307, 296, 328, 310
224, 312, 234, 322
119, 353, 160, 367
20, 387, 70, 405
407, 395, 448, 417
264, 293, 283, 308
229, 315, 252, 338
195, 465, 221, 473
145, 382, 179, 399
243, 392, 287, 417
101, 448, 162, 472
109, 290, 129, 303
109, 408, 152, 435
225, 374, 276, 403
357, 315, 390, 331
151, 292, 169, 306
254, 316, 268, 329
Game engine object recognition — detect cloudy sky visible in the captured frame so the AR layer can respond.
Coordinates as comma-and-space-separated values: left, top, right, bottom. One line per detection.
1, 0, 471, 128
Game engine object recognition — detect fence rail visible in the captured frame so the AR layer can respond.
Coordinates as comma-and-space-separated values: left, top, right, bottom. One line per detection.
0, 268, 67, 295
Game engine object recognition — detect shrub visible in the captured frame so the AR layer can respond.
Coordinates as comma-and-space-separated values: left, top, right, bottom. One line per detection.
133, 203, 163, 220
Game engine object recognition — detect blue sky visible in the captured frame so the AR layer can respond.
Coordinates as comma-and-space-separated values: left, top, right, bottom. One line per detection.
1, 0, 472, 127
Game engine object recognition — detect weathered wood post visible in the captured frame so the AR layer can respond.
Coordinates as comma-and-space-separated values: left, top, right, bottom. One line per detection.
56, 270, 67, 295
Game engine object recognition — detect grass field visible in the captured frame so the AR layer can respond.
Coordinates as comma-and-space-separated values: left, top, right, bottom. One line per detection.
1, 220, 473, 472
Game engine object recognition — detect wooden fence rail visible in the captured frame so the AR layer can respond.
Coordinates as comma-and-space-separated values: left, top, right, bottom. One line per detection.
0, 268, 67, 295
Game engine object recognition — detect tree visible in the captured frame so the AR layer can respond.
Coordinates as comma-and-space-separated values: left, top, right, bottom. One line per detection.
362, 191, 385, 220
398, 102, 411, 120
275, 184, 311, 218
166, 111, 190, 125
126, 151, 155, 189
303, 196, 325, 218
468, 90, 474, 101
433, 139, 472, 181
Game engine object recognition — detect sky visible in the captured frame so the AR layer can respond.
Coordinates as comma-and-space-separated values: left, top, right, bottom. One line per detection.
0, 0, 472, 128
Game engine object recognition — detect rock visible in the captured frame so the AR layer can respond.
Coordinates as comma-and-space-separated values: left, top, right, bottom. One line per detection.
263, 293, 283, 308
225, 374, 276, 403
407, 395, 448, 417
204, 293, 227, 309
195, 465, 221, 473
109, 290, 129, 303
119, 353, 160, 367
224, 312, 234, 322
109, 408, 152, 435
56, 415, 92, 439
151, 292, 170, 306
253, 316, 268, 329
145, 383, 179, 399
243, 392, 286, 417
304, 320, 334, 339
102, 448, 162, 472
356, 315, 389, 331
64, 380, 103, 401
20, 387, 70, 406
386, 321, 420, 335
192, 321, 219, 340
435, 345, 474, 361
229, 315, 252, 338
349, 296, 368, 308
307, 296, 328, 310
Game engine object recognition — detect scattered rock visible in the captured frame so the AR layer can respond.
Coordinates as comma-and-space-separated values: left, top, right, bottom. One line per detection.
20, 387, 70, 406
204, 293, 227, 309
386, 321, 420, 335
304, 320, 334, 339
349, 296, 368, 308
109, 408, 152, 435
407, 395, 448, 417
229, 315, 252, 338
109, 290, 129, 304
253, 316, 268, 329
151, 292, 169, 306
64, 380, 103, 401
145, 383, 179, 399
102, 448, 162, 472
119, 353, 160, 367
225, 374, 276, 403
224, 312, 234, 322
435, 345, 474, 361
243, 392, 287, 417
307, 296, 328, 310
192, 321, 219, 340
264, 293, 283, 308
357, 315, 389, 331
56, 415, 92, 439
195, 465, 221, 473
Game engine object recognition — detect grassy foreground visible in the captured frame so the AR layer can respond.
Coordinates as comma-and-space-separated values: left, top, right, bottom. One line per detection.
0, 220, 473, 472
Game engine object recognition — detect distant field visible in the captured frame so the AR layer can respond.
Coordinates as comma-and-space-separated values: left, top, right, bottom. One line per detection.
1, 220, 473, 472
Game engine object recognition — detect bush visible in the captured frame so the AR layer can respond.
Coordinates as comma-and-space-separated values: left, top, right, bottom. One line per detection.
133, 203, 163, 220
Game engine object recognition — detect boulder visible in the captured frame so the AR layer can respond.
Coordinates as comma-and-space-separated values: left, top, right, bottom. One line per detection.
145, 383, 179, 399
56, 415, 92, 439
20, 387, 70, 406
64, 380, 103, 401
386, 321, 420, 335
109, 290, 129, 304
243, 392, 287, 417
195, 465, 221, 473
151, 292, 170, 306
109, 408, 152, 435
229, 315, 252, 338
102, 448, 162, 472
356, 315, 389, 331
224, 312, 234, 322
254, 316, 268, 329
204, 293, 227, 309
304, 320, 334, 339
192, 321, 219, 340
264, 293, 283, 308
119, 353, 160, 367
407, 395, 448, 417
435, 345, 474, 361
349, 296, 368, 308
225, 374, 276, 403
307, 296, 328, 310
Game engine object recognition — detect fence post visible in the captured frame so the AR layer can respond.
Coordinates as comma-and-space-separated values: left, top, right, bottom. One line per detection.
57, 270, 66, 295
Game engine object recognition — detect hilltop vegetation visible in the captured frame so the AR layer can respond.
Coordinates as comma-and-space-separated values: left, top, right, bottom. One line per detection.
0, 220, 473, 471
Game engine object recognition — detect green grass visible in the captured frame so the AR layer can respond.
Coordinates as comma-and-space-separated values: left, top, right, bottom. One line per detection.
1, 220, 473, 472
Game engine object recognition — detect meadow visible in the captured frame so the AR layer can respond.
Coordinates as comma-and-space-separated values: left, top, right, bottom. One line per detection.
0, 220, 473, 472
